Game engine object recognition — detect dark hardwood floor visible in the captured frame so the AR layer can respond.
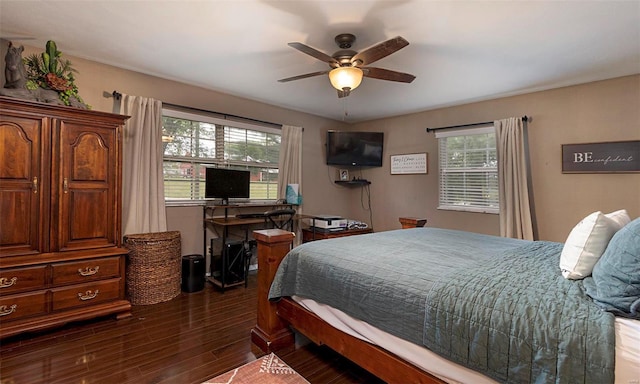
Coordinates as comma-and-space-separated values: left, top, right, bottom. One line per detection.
0, 272, 384, 384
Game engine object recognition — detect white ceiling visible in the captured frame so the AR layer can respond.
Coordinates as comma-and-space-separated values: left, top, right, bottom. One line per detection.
1, 1, 639, 123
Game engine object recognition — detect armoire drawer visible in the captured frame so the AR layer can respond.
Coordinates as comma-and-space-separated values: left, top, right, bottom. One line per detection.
0, 265, 47, 295
0, 291, 48, 322
52, 257, 121, 285
51, 278, 121, 311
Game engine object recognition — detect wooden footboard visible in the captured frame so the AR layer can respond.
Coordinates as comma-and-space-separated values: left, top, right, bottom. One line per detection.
250, 229, 296, 352
251, 218, 442, 383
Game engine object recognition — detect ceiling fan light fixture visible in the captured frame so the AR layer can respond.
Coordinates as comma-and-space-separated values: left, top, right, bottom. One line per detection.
329, 67, 363, 92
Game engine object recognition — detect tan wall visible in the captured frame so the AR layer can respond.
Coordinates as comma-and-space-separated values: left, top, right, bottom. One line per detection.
3, 41, 638, 250
353, 75, 640, 241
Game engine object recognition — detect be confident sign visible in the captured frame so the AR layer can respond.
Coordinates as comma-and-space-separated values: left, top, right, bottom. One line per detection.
562, 140, 639, 173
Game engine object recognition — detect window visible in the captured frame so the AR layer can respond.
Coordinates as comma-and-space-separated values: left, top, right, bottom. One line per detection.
162, 109, 281, 203
437, 126, 498, 213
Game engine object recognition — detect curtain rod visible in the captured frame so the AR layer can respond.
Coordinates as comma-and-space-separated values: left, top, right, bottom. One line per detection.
106, 90, 283, 129
425, 115, 529, 133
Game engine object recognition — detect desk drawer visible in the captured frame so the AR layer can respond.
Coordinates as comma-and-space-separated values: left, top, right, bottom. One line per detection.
52, 257, 121, 285
0, 265, 47, 295
0, 291, 47, 322
51, 278, 121, 311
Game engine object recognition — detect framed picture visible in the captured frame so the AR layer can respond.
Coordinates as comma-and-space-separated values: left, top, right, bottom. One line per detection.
339, 169, 349, 181
390, 153, 428, 175
562, 140, 639, 173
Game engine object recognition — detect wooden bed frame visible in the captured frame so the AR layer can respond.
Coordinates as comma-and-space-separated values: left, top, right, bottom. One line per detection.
251, 217, 445, 384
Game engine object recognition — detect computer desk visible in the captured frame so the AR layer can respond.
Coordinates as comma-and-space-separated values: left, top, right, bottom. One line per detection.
203, 203, 299, 291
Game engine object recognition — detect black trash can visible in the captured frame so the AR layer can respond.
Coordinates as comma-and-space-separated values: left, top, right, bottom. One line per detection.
181, 254, 205, 293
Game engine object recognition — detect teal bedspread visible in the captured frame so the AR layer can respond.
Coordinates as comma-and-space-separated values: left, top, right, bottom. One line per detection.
269, 228, 528, 345
268, 228, 615, 383
423, 241, 615, 383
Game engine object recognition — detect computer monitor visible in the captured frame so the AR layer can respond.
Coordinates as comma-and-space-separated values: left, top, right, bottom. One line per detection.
205, 168, 250, 205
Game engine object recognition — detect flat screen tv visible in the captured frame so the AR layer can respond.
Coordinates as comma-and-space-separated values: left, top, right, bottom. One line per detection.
205, 168, 250, 204
326, 131, 384, 167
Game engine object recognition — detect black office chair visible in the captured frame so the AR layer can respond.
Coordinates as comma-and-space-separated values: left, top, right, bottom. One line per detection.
263, 208, 296, 232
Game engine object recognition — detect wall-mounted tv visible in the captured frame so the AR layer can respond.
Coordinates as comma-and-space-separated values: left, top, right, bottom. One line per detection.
326, 131, 384, 167
205, 168, 250, 205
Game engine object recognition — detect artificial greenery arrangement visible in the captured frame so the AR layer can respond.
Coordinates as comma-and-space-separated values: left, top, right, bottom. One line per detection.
24, 40, 87, 107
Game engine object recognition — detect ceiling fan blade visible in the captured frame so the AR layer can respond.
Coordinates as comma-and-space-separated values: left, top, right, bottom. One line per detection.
278, 70, 329, 83
363, 67, 416, 83
351, 36, 409, 66
288, 42, 338, 65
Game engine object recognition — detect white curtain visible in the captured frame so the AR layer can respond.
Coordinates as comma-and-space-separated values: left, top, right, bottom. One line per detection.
278, 125, 303, 243
495, 117, 534, 240
278, 125, 303, 199
120, 94, 167, 236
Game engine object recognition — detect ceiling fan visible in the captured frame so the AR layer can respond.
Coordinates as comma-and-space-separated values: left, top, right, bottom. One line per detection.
278, 33, 416, 98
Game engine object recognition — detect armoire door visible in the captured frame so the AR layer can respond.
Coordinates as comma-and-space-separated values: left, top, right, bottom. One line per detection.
53, 119, 119, 252
0, 114, 46, 257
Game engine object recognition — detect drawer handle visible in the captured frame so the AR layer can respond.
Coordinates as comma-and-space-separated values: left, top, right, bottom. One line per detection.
33, 176, 38, 194
0, 304, 17, 317
78, 290, 99, 301
78, 266, 100, 276
0, 277, 18, 288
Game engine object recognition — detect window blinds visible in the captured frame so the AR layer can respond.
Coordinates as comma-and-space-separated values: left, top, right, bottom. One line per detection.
437, 126, 499, 213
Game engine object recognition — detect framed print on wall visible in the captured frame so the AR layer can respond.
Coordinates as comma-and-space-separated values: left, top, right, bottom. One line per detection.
339, 169, 349, 181
390, 153, 428, 175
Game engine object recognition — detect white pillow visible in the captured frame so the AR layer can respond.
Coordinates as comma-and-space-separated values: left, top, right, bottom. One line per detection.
605, 209, 631, 228
560, 211, 620, 279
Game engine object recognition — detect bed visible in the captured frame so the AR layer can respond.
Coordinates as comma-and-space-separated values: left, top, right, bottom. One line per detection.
251, 216, 640, 383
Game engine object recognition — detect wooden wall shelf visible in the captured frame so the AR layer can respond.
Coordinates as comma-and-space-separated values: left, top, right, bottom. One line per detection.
335, 179, 371, 187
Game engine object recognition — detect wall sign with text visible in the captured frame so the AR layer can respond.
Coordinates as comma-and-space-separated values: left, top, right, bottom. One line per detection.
390, 153, 428, 174
562, 140, 639, 173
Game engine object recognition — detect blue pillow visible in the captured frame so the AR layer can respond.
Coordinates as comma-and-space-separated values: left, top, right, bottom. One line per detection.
584, 217, 640, 318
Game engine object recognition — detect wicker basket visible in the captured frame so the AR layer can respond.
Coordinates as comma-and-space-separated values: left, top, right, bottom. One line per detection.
124, 231, 182, 305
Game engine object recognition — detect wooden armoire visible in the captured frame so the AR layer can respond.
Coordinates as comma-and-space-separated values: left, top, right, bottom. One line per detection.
0, 96, 131, 338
